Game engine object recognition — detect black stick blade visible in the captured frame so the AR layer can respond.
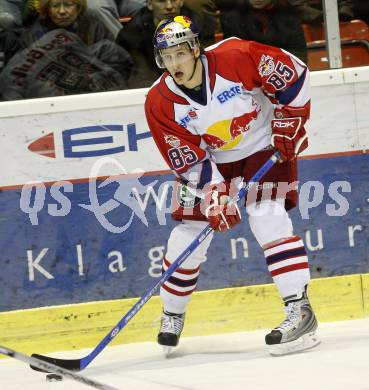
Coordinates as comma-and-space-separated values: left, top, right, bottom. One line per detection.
30, 354, 81, 372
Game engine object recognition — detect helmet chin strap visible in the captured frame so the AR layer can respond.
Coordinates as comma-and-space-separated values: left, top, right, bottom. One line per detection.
187, 54, 200, 85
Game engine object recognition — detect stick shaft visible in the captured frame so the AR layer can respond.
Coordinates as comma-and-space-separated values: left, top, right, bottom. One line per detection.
0, 346, 118, 390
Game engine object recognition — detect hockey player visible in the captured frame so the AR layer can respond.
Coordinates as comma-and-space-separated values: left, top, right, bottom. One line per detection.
144, 15, 319, 356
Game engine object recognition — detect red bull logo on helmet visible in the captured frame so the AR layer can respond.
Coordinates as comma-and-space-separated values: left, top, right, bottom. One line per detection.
203, 101, 261, 151
154, 16, 198, 50
156, 33, 174, 43
173, 16, 192, 28
154, 19, 173, 48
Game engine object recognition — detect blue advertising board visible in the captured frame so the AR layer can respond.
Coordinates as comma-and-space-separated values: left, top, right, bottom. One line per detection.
0, 153, 367, 311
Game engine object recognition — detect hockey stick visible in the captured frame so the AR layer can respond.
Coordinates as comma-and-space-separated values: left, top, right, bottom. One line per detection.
0, 345, 118, 390
30, 150, 280, 372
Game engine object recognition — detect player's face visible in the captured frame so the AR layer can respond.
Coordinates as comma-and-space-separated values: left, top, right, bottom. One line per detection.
160, 43, 198, 85
48, 1, 80, 27
147, 0, 184, 24
248, 0, 273, 9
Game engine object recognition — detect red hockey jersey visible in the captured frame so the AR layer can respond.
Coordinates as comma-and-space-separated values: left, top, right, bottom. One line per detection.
145, 37, 310, 189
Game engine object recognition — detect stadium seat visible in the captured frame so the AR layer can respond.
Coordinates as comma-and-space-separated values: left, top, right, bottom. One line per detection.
303, 19, 369, 43
214, 32, 224, 43
307, 41, 369, 70
303, 23, 324, 42
304, 19, 369, 70
340, 19, 369, 41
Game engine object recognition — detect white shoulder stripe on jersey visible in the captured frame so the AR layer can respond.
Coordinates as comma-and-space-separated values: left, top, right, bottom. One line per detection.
204, 36, 241, 52
281, 48, 307, 70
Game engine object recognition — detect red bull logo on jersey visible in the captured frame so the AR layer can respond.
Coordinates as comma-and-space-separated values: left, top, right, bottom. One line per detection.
164, 134, 181, 147
203, 101, 261, 151
188, 110, 197, 119
258, 55, 275, 77
179, 109, 198, 128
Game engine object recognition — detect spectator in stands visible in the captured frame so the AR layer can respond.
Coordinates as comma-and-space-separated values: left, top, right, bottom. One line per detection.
214, 0, 251, 10
283, 0, 323, 23
0, 0, 23, 30
24, 0, 123, 38
0, 0, 23, 71
0, 0, 132, 100
184, 0, 217, 15
87, 0, 123, 38
288, 0, 354, 23
117, 0, 146, 17
116, 0, 216, 88
215, 0, 354, 24
219, 0, 308, 63
353, 0, 369, 24
337, 0, 355, 20
19, 0, 117, 47
184, 0, 221, 35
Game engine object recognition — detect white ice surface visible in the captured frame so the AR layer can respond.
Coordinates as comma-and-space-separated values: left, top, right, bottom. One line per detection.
1, 318, 369, 390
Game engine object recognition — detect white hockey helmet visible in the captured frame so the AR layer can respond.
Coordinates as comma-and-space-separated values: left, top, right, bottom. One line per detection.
153, 16, 200, 68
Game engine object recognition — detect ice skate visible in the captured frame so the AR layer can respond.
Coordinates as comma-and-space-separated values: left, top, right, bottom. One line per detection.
157, 311, 185, 357
265, 290, 320, 356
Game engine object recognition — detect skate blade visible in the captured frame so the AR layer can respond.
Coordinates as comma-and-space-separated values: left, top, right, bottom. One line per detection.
269, 331, 320, 356
162, 346, 174, 358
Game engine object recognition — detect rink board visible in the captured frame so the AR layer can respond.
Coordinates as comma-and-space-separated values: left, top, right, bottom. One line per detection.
0, 273, 368, 356
0, 151, 367, 312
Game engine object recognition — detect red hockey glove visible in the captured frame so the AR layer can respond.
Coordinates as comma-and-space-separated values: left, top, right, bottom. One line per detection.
271, 107, 309, 161
204, 187, 241, 232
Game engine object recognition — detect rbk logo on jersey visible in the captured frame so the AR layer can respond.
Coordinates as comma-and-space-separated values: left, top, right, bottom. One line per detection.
272, 117, 301, 131
273, 120, 295, 128
28, 124, 152, 159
